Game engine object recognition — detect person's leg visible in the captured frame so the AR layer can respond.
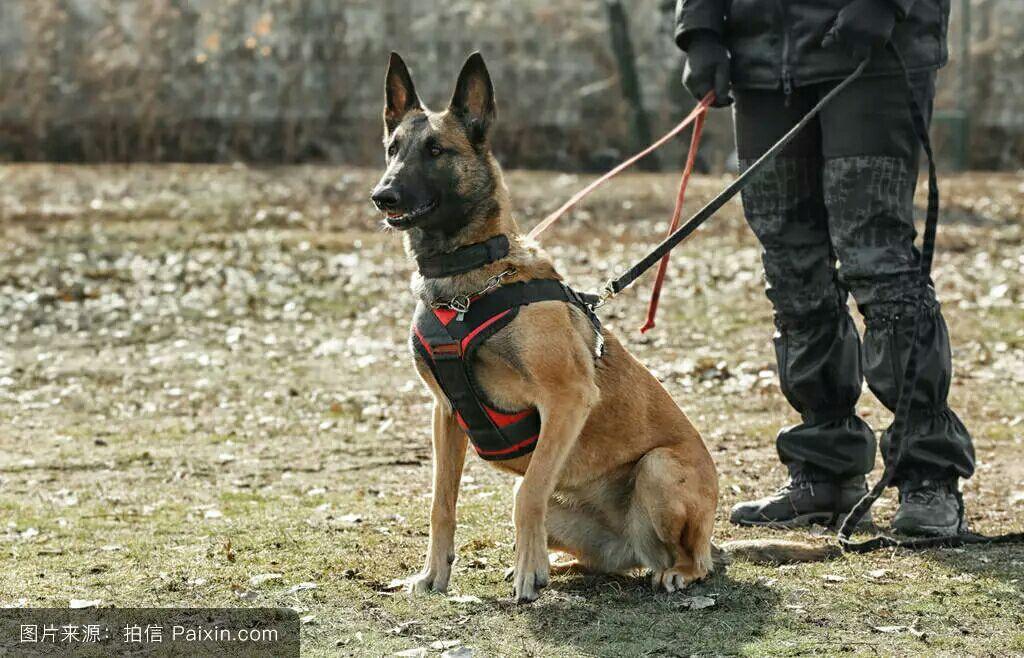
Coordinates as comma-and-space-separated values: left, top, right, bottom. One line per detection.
729, 86, 874, 527
819, 71, 975, 535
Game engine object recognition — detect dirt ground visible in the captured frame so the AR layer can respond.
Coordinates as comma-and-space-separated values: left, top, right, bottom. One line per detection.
1, 164, 1022, 657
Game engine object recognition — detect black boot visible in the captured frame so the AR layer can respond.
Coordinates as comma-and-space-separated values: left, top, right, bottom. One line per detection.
892, 478, 967, 537
730, 473, 869, 528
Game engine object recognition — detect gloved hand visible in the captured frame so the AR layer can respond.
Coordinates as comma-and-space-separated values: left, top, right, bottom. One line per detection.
681, 31, 732, 107
822, 0, 899, 60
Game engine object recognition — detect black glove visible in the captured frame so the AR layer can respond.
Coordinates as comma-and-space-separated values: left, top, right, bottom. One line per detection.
681, 31, 732, 107
821, 0, 899, 60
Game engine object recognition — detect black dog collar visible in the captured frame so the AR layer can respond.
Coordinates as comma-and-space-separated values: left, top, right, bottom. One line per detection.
416, 234, 510, 278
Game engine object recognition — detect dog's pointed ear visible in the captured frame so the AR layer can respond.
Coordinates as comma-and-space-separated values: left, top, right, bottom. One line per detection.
449, 52, 496, 143
384, 52, 423, 134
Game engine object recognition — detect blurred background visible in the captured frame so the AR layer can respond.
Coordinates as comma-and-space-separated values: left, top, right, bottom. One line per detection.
0, 0, 1021, 171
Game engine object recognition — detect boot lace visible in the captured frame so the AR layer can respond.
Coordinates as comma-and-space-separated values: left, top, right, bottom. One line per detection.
902, 479, 948, 505
774, 477, 814, 498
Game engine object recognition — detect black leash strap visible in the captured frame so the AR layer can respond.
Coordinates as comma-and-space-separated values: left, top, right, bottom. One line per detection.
837, 46, 934, 549
604, 60, 870, 297
841, 529, 1024, 553
837, 46, 1024, 552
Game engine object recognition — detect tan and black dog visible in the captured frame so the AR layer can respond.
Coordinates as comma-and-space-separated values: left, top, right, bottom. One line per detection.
371, 52, 833, 603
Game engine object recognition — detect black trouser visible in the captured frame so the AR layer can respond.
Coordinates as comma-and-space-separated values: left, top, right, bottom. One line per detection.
733, 72, 975, 484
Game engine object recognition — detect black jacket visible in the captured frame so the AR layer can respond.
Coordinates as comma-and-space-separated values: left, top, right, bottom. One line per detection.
674, 0, 949, 90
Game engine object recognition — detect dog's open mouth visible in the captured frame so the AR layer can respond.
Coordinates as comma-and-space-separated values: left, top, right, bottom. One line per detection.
383, 199, 438, 229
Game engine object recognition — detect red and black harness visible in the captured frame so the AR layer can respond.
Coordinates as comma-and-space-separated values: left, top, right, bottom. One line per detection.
411, 235, 602, 461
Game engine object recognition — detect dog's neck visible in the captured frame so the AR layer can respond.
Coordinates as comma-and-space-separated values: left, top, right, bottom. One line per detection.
405, 204, 559, 306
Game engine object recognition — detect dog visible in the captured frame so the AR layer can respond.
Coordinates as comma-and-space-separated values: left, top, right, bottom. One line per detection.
371, 52, 834, 603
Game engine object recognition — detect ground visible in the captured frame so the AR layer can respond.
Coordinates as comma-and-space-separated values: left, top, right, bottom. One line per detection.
0, 164, 1022, 657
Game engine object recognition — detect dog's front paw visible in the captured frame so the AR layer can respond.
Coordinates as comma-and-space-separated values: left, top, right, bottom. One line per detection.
509, 539, 549, 603
407, 567, 450, 594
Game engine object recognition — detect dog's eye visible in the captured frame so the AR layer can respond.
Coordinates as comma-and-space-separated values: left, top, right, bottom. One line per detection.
428, 144, 443, 158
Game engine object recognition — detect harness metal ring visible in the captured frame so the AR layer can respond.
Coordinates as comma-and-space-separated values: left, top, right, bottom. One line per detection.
449, 295, 471, 313
431, 267, 516, 312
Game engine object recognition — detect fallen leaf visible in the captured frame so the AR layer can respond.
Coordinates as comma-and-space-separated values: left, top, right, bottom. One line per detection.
680, 595, 716, 610
392, 649, 426, 658
448, 594, 481, 604
283, 582, 317, 595
249, 573, 284, 587
442, 648, 475, 658
387, 621, 421, 636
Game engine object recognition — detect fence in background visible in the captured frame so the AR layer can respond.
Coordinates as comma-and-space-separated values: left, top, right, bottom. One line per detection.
0, 0, 1020, 170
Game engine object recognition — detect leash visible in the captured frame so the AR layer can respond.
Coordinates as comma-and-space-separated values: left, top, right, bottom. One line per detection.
598, 58, 870, 303
836, 45, 1024, 552
527, 94, 714, 332
640, 106, 706, 333
835, 45, 934, 550
526, 93, 714, 241
528, 62, 870, 328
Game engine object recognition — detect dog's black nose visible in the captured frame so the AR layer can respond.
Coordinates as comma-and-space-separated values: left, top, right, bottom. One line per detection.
371, 186, 400, 210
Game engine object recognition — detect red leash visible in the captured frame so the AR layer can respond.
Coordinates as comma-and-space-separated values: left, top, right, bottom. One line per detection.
639, 107, 706, 333
527, 93, 712, 332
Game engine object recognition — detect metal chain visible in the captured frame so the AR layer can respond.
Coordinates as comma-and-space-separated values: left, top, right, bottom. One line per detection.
592, 281, 616, 309
430, 267, 517, 313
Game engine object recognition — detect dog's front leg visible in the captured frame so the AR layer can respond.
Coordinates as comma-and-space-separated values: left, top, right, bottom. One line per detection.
409, 401, 468, 594
511, 385, 596, 603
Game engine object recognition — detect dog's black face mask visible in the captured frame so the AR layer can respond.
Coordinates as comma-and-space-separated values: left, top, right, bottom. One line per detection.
370, 53, 499, 236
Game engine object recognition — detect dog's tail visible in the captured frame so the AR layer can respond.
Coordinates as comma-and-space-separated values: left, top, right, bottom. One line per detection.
712, 539, 839, 569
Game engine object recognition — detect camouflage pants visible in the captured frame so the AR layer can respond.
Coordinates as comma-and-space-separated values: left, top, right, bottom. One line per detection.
733, 72, 974, 484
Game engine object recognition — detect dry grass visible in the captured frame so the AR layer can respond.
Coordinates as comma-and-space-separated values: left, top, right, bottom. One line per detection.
1, 164, 1022, 656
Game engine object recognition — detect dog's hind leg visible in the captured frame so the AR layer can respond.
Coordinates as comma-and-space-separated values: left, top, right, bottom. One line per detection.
544, 496, 640, 575
630, 446, 717, 593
